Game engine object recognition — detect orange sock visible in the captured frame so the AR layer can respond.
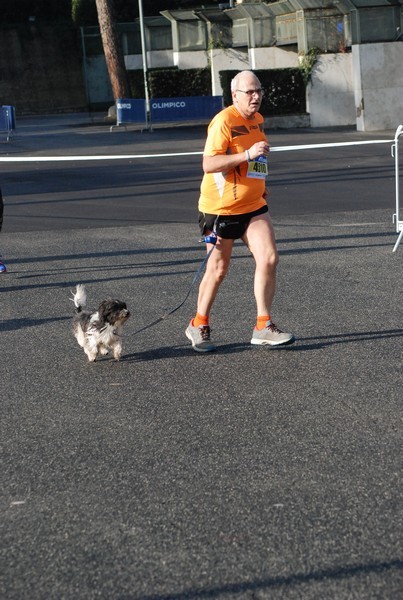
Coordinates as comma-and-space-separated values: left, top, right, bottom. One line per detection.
256, 315, 270, 330
193, 312, 209, 327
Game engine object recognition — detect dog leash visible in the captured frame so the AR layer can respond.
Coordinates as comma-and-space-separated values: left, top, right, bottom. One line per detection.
125, 235, 217, 338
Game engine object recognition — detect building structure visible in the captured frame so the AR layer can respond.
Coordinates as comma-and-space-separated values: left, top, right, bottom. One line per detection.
80, 0, 402, 130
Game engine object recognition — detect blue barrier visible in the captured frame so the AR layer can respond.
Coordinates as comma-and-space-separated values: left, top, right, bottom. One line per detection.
112, 96, 223, 130
0, 105, 16, 141
150, 96, 223, 123
116, 99, 147, 127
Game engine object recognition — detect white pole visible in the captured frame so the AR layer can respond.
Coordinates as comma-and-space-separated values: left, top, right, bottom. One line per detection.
138, 0, 151, 130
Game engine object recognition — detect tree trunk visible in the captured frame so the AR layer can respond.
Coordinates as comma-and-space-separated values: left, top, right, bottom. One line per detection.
95, 0, 131, 101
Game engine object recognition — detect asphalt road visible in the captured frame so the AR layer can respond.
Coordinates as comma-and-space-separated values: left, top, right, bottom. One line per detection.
0, 116, 397, 232
1, 115, 402, 600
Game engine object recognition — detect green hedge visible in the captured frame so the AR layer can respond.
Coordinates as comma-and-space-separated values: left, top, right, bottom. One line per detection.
220, 69, 306, 116
127, 66, 306, 116
128, 67, 212, 99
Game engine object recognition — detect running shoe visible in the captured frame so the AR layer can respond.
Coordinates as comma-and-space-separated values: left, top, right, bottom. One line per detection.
0, 260, 6, 273
251, 320, 295, 346
185, 321, 216, 352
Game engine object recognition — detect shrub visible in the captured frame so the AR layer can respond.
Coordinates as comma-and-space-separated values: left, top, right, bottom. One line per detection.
127, 66, 306, 116
128, 67, 212, 98
220, 69, 306, 116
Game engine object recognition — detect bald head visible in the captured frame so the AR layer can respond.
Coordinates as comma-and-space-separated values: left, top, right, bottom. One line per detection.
231, 71, 261, 93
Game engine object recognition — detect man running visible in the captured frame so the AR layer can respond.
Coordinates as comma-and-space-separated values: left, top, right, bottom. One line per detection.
186, 70, 294, 352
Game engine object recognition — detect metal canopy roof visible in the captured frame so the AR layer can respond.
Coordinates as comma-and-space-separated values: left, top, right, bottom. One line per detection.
349, 0, 402, 5
195, 9, 232, 22
161, 1, 402, 24
229, 0, 401, 12
160, 10, 199, 22
225, 1, 340, 18
224, 3, 274, 19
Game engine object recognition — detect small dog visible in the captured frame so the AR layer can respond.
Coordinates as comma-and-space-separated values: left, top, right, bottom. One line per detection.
72, 284, 130, 362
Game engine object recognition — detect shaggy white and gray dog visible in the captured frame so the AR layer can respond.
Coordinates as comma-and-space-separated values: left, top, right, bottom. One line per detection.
72, 284, 130, 362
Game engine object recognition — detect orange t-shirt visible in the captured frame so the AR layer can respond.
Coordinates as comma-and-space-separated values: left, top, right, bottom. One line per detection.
199, 105, 268, 215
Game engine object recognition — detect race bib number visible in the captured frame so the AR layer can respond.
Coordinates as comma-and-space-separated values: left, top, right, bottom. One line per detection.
247, 155, 268, 179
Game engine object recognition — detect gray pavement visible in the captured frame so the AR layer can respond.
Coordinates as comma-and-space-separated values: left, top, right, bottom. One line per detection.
1, 115, 402, 599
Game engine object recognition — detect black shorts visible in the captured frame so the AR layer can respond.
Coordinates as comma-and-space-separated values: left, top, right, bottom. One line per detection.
198, 205, 268, 240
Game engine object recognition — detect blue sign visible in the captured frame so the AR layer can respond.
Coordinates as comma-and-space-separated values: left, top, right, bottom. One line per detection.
116, 99, 146, 125
150, 96, 223, 123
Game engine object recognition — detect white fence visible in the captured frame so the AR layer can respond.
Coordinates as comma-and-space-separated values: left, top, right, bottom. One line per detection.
392, 125, 403, 252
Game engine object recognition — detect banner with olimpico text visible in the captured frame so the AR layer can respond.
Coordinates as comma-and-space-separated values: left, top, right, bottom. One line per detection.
150, 96, 223, 123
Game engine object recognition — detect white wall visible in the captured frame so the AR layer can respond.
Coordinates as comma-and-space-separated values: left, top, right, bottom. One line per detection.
306, 53, 356, 127
209, 48, 250, 96
209, 47, 300, 95
352, 42, 403, 132
125, 50, 174, 70
251, 47, 299, 70
172, 50, 208, 70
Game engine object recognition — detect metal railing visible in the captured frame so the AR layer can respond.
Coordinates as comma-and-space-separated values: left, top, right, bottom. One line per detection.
392, 124, 403, 252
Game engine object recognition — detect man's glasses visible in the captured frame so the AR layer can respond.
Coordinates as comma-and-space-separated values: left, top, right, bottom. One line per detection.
236, 88, 264, 97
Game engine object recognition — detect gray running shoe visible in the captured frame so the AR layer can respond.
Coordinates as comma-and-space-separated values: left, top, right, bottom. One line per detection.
251, 321, 295, 346
185, 321, 216, 352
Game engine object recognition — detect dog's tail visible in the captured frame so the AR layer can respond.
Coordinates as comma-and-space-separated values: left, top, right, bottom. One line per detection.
72, 284, 87, 313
